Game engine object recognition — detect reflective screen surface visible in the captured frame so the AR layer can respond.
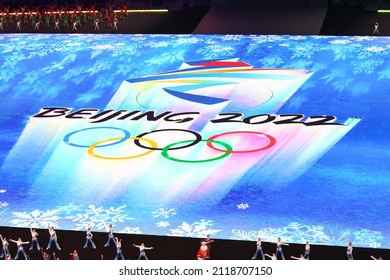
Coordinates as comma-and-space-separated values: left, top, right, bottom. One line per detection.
0, 34, 389, 249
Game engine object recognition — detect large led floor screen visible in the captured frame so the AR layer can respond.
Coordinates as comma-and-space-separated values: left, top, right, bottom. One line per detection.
0, 34, 389, 249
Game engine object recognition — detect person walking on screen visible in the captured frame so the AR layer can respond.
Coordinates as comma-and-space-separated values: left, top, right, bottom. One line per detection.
252, 236, 265, 260
133, 242, 154, 260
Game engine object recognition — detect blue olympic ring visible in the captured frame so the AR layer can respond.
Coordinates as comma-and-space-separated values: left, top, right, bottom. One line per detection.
63, 127, 131, 148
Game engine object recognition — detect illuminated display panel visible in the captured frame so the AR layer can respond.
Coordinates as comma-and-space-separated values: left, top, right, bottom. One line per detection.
0, 34, 389, 249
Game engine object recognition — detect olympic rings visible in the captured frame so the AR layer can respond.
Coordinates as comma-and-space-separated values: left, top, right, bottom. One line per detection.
63, 127, 131, 148
161, 139, 232, 163
87, 137, 157, 160
207, 131, 276, 153
134, 129, 202, 150
63, 126, 276, 162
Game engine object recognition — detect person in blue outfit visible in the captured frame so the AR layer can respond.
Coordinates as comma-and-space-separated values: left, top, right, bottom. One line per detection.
274, 237, 289, 260
114, 237, 124, 260
46, 225, 61, 250
29, 227, 41, 251
84, 227, 96, 249
104, 224, 116, 247
252, 236, 265, 260
10, 237, 30, 260
133, 242, 154, 260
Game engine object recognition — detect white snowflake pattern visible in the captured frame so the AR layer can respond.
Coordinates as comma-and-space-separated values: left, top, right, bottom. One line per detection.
365, 46, 386, 53
0, 189, 6, 193
169, 219, 222, 237
369, 242, 381, 248
156, 221, 170, 228
152, 208, 177, 218
237, 203, 249, 209
0, 202, 8, 208
11, 209, 61, 228
66, 205, 134, 231
119, 227, 142, 234
329, 39, 351, 45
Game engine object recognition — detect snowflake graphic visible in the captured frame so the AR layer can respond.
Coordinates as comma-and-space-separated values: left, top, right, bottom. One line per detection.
0, 189, 6, 207
169, 219, 222, 238
237, 203, 249, 210
11, 209, 61, 228
66, 205, 135, 231
369, 242, 381, 249
156, 221, 170, 228
230, 222, 333, 245
119, 227, 142, 234
152, 208, 177, 219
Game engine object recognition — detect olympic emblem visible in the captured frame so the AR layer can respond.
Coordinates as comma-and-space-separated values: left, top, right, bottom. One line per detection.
117, 58, 312, 112
63, 127, 276, 163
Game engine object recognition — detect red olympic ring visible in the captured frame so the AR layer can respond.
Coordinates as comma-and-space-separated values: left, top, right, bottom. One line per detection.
207, 131, 276, 153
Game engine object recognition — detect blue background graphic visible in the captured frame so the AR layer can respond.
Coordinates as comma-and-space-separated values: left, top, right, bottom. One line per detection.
0, 34, 389, 249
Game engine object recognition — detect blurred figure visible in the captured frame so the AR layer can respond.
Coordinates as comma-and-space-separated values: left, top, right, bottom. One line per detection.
0, 234, 10, 259
10, 237, 30, 260
373, 21, 380, 35
133, 242, 154, 260
346, 241, 354, 260
252, 236, 265, 260
29, 227, 41, 251
84, 227, 96, 249
70, 249, 79, 260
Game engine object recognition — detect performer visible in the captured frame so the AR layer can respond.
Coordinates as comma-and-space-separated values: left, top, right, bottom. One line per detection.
70, 249, 79, 260
133, 242, 154, 260
43, 251, 51, 260
303, 241, 310, 260
0, 234, 10, 259
10, 237, 30, 260
197, 250, 208, 260
274, 237, 289, 260
370, 255, 383, 260
265, 253, 277, 260
54, 18, 60, 30
84, 227, 96, 249
29, 227, 41, 251
252, 236, 265, 260
203, 235, 214, 259
94, 17, 99, 31
291, 254, 306, 260
197, 240, 208, 260
373, 21, 380, 35
346, 241, 353, 260
104, 224, 116, 247
46, 225, 61, 250
114, 237, 124, 260
196, 237, 213, 260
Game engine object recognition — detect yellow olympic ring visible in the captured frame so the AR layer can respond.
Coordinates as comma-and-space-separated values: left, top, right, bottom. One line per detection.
87, 137, 158, 160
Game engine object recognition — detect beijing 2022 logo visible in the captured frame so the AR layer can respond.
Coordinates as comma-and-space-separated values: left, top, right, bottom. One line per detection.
31, 59, 360, 166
